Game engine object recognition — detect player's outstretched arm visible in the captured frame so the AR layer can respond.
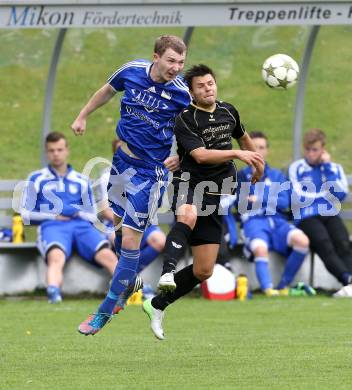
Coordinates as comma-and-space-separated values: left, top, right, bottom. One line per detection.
71, 84, 116, 136
190, 147, 263, 179
191, 147, 241, 165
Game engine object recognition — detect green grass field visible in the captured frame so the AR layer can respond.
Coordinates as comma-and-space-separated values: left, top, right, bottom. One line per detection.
1, 296, 351, 390
1, 25, 352, 177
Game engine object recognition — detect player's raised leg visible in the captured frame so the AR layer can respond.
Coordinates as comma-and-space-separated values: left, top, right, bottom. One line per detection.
144, 243, 219, 339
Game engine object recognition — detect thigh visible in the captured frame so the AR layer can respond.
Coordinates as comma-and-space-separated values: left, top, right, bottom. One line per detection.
109, 160, 167, 232
297, 217, 331, 250
271, 218, 296, 256
187, 192, 223, 246
192, 243, 220, 275
189, 212, 223, 246
38, 220, 73, 259
73, 220, 109, 263
324, 216, 350, 243
242, 217, 271, 251
170, 173, 194, 212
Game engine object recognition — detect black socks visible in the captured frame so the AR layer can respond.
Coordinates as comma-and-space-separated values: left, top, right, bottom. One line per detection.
152, 265, 201, 311
161, 222, 193, 275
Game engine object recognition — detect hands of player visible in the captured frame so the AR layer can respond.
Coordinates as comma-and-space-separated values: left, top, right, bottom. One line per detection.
236, 150, 264, 183
251, 161, 264, 184
320, 150, 331, 163
164, 155, 180, 172
71, 116, 86, 136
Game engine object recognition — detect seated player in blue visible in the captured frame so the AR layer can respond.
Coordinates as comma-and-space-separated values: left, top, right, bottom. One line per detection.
289, 129, 352, 297
237, 131, 313, 296
21, 132, 118, 303
97, 139, 166, 276
71, 35, 191, 335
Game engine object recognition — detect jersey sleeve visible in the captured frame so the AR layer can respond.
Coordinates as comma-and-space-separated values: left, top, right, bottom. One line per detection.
107, 61, 135, 91
228, 104, 246, 139
173, 112, 205, 153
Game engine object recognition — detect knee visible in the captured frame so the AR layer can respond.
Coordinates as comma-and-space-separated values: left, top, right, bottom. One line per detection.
194, 267, 213, 281
96, 248, 117, 265
121, 229, 142, 250
252, 245, 268, 258
290, 232, 310, 249
147, 231, 166, 252
47, 248, 65, 266
176, 204, 197, 229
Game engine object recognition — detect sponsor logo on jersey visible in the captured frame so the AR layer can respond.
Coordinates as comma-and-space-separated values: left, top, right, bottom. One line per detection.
131, 88, 168, 113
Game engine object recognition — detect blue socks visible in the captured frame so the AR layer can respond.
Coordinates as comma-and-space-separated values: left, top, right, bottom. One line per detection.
47, 285, 62, 303
137, 246, 160, 273
98, 248, 139, 314
255, 257, 272, 290
277, 247, 308, 289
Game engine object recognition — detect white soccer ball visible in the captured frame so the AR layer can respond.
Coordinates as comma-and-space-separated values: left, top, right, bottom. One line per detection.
262, 54, 299, 89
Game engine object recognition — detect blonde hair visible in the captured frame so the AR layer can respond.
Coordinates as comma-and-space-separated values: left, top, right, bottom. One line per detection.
154, 35, 186, 56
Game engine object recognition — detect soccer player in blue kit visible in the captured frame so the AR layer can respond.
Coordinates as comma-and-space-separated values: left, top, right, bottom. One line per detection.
71, 35, 191, 335
21, 132, 118, 304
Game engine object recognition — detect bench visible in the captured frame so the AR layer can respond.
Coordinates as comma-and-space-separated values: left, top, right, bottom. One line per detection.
1, 176, 352, 294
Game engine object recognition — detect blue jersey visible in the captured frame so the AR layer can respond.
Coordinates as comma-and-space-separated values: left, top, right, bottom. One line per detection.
108, 59, 191, 167
21, 165, 97, 225
237, 163, 290, 223
288, 158, 348, 221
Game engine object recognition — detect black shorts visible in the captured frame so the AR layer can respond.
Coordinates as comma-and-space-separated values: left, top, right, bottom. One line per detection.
169, 173, 224, 246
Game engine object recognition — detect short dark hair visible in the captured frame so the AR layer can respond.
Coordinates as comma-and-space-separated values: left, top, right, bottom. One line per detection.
249, 131, 269, 146
154, 35, 187, 57
184, 64, 216, 90
249, 130, 268, 140
45, 131, 67, 145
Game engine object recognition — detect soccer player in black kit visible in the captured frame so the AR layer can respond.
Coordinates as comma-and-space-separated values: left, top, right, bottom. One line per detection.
143, 64, 264, 340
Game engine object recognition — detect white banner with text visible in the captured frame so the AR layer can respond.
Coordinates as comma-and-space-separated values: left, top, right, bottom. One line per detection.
1, 3, 352, 29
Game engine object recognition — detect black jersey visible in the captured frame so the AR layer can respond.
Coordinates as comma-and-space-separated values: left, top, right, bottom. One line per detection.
174, 100, 246, 187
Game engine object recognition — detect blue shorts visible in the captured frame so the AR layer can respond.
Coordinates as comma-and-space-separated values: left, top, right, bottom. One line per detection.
37, 219, 109, 264
108, 148, 168, 232
242, 216, 298, 257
